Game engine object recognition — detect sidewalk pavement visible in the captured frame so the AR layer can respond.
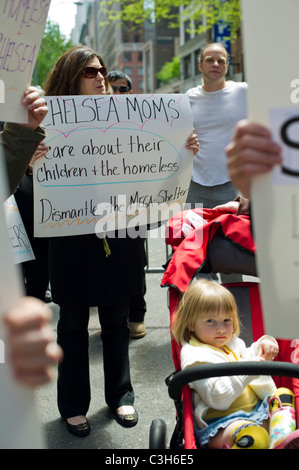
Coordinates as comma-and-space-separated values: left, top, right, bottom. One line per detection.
35, 228, 177, 450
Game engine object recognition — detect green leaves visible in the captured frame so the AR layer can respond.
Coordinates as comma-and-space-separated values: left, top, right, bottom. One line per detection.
33, 20, 73, 89
99, 0, 241, 40
156, 56, 181, 84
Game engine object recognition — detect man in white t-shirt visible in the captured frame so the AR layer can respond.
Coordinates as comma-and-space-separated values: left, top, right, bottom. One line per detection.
186, 42, 248, 208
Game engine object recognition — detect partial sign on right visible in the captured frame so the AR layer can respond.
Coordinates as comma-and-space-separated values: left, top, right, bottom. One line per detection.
242, 0, 299, 339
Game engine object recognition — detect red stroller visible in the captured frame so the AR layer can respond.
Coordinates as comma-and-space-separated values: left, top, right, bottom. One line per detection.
149, 207, 299, 449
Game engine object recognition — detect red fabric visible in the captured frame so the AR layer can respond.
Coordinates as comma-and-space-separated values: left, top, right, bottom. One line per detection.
183, 386, 197, 449
168, 287, 182, 371
249, 283, 265, 341
169, 288, 197, 448
162, 208, 254, 293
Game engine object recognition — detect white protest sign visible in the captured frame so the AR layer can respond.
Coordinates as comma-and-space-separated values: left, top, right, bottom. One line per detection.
242, 0, 299, 339
0, 162, 43, 448
4, 195, 35, 264
33, 94, 194, 238
0, 0, 51, 123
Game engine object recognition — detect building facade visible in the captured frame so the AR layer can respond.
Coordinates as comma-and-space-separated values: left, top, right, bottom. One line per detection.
72, 1, 144, 94
71, 2, 244, 95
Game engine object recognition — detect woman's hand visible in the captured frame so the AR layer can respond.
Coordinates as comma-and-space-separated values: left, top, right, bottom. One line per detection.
31, 142, 49, 163
21, 86, 48, 131
186, 129, 200, 155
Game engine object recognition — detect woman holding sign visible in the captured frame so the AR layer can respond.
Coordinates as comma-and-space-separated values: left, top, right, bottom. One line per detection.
43, 45, 198, 437
42, 46, 141, 435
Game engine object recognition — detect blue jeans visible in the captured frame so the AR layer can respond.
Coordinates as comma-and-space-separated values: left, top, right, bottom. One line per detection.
186, 180, 238, 209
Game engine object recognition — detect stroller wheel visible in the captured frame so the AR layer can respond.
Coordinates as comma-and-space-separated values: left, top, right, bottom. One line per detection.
149, 419, 167, 449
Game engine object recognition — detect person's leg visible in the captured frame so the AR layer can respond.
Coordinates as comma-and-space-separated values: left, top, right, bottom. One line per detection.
129, 240, 147, 339
99, 298, 134, 409
129, 292, 147, 323
186, 180, 213, 209
99, 299, 137, 427
211, 181, 239, 208
187, 180, 239, 209
129, 288, 147, 339
57, 305, 91, 421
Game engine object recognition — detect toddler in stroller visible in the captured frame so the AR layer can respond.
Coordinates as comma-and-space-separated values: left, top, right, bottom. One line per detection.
152, 205, 299, 450
172, 279, 299, 449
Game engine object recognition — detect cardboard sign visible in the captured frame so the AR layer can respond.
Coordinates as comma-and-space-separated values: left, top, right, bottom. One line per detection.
0, 158, 43, 448
4, 196, 35, 264
0, 0, 51, 123
242, 0, 299, 339
33, 94, 194, 238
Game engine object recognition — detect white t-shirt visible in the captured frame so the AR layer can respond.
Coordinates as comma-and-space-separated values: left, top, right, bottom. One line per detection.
186, 81, 248, 186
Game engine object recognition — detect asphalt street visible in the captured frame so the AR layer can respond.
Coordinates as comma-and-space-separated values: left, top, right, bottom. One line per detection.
35, 227, 177, 450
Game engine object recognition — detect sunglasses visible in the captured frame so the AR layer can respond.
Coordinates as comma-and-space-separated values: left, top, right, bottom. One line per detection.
82, 66, 108, 79
111, 85, 131, 93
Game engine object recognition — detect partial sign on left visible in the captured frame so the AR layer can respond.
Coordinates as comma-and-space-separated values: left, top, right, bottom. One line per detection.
0, 0, 50, 449
0, 162, 44, 449
4, 196, 35, 264
0, 0, 51, 122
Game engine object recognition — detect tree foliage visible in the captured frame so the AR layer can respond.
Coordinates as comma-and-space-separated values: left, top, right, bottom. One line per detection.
99, 0, 241, 40
33, 20, 73, 89
156, 56, 181, 84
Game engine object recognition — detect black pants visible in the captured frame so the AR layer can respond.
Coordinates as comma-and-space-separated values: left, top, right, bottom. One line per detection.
57, 299, 134, 419
129, 290, 146, 323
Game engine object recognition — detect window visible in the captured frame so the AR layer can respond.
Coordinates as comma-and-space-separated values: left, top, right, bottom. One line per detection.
183, 55, 192, 79
157, 37, 173, 45
123, 51, 132, 62
123, 66, 132, 76
184, 20, 191, 43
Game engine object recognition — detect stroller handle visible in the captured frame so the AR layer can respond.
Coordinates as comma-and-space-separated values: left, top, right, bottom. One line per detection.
168, 362, 299, 401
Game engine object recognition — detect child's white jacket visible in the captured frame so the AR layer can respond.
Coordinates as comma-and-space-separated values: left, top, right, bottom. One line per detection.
180, 335, 277, 428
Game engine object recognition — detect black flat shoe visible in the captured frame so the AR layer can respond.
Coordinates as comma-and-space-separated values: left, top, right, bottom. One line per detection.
114, 409, 138, 428
66, 418, 90, 437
